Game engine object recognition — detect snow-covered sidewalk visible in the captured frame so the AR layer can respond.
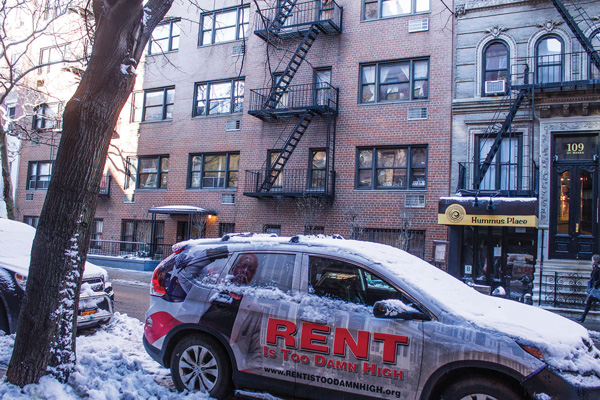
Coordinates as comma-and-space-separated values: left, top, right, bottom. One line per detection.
0, 313, 208, 400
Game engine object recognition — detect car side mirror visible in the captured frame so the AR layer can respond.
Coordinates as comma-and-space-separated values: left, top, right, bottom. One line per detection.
373, 300, 429, 321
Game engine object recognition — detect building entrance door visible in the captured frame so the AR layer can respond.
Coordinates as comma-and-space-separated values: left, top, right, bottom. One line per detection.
550, 134, 599, 259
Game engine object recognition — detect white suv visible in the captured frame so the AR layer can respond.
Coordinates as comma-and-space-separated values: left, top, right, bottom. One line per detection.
143, 234, 600, 400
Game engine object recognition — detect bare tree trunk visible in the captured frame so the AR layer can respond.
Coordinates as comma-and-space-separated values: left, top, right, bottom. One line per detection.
6, 0, 173, 386
0, 126, 15, 219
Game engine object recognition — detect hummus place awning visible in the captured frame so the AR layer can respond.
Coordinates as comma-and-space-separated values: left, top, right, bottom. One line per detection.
438, 197, 538, 228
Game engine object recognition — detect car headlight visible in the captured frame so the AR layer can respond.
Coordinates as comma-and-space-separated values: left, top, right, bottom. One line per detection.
518, 343, 545, 361
15, 273, 27, 290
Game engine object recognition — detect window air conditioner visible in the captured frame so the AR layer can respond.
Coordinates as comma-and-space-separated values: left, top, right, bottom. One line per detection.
484, 80, 506, 94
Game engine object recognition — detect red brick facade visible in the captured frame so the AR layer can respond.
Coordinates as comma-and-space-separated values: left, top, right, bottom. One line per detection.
14, 0, 453, 261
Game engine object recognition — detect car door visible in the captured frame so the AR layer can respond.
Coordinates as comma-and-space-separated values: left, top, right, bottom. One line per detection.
210, 251, 302, 393
289, 253, 424, 400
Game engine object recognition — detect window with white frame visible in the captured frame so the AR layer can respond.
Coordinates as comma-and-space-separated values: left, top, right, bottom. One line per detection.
148, 19, 180, 54
360, 59, 429, 103
590, 30, 600, 80
90, 219, 103, 249
363, 0, 429, 21
189, 153, 239, 189
194, 79, 244, 116
200, 5, 249, 45
39, 44, 67, 73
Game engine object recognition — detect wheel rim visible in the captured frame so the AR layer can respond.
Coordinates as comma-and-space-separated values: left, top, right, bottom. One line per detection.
459, 395, 499, 400
178, 344, 219, 392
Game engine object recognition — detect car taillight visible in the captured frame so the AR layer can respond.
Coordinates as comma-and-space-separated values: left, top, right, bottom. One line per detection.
151, 248, 184, 297
15, 273, 27, 290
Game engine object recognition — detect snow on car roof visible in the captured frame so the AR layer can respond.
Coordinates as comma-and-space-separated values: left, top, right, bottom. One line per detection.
0, 218, 106, 278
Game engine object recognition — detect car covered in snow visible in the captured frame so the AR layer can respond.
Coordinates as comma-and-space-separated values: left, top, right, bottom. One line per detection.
0, 218, 114, 334
143, 234, 600, 400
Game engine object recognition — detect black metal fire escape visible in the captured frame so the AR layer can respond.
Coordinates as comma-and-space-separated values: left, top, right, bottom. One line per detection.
245, 0, 342, 199
475, 0, 600, 191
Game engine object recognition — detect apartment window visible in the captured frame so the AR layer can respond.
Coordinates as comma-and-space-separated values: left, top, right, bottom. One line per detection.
137, 155, 169, 189
264, 225, 281, 236
125, 156, 138, 190
483, 41, 509, 95
308, 149, 327, 190
148, 19, 180, 54
536, 35, 563, 84
39, 44, 67, 73
200, 5, 249, 46
32, 103, 60, 130
120, 219, 164, 253
476, 135, 522, 191
194, 79, 244, 116
27, 161, 53, 190
356, 146, 427, 189
90, 219, 103, 249
360, 59, 429, 103
363, 0, 429, 21
132, 87, 174, 122
314, 68, 332, 106
189, 153, 239, 189
23, 216, 39, 228
219, 222, 236, 237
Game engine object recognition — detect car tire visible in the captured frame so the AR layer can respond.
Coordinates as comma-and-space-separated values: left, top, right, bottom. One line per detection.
170, 333, 233, 398
440, 375, 524, 400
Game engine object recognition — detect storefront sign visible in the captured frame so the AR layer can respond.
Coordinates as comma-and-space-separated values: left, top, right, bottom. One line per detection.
438, 198, 538, 228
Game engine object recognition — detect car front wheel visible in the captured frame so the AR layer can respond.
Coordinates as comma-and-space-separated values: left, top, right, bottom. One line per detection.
170, 334, 232, 398
440, 376, 524, 400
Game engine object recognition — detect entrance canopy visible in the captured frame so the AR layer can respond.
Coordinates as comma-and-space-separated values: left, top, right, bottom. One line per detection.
148, 205, 218, 216
438, 197, 538, 228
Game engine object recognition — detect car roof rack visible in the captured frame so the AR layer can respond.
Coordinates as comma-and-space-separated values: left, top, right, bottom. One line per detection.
221, 232, 278, 241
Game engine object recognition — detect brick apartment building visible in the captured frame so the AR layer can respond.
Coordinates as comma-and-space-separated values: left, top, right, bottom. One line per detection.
10, 0, 453, 267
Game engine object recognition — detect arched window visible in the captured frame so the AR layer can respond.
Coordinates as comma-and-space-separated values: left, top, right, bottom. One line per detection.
536, 35, 563, 84
483, 41, 509, 95
589, 30, 600, 80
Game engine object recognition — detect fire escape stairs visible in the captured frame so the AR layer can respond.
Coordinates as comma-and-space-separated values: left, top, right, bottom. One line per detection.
476, 89, 529, 189
260, 110, 316, 192
268, 0, 299, 33
551, 0, 600, 72
263, 25, 320, 110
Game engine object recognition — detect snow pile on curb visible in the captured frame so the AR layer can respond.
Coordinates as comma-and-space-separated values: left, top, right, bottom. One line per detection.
0, 313, 208, 399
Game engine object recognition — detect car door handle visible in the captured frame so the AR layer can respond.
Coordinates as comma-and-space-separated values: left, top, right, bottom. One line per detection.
300, 316, 327, 325
212, 292, 234, 305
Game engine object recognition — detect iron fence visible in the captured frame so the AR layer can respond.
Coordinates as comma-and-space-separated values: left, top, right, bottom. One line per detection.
88, 239, 173, 260
351, 228, 426, 260
538, 271, 598, 310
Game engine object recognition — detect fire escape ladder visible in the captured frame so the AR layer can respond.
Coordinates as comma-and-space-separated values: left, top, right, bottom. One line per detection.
260, 110, 315, 192
551, 0, 600, 72
264, 25, 320, 110
477, 89, 529, 188
269, 0, 299, 32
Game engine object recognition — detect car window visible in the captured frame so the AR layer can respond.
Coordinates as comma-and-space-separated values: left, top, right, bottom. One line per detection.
228, 252, 295, 292
309, 255, 406, 306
